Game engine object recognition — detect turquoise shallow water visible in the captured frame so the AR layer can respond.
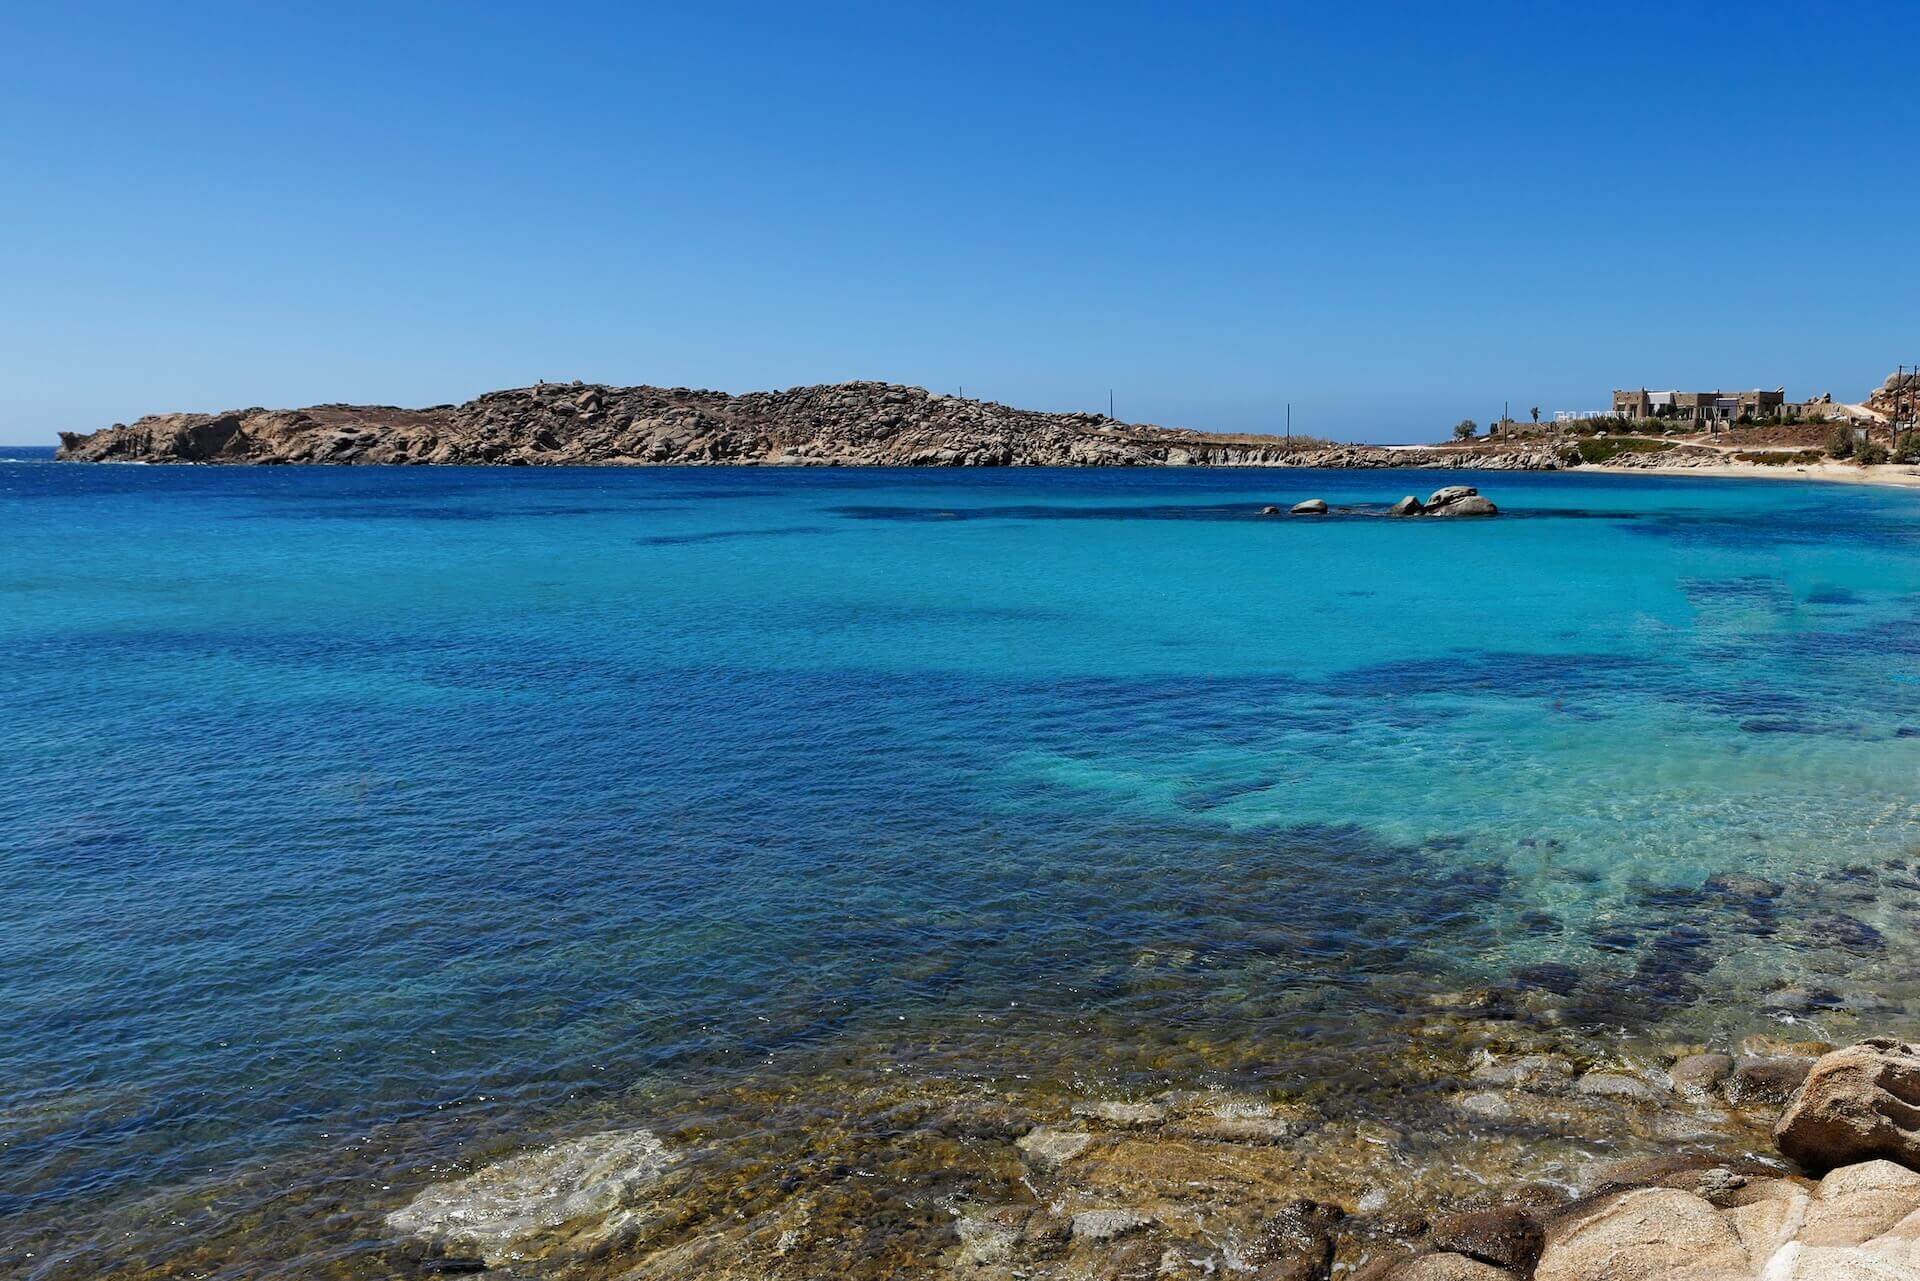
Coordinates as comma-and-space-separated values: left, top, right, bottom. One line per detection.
4, 455, 1920, 1271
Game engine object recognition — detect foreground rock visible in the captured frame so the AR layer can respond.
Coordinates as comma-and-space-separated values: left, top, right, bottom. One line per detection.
1776, 1037, 1920, 1172
1533, 1160, 1920, 1278
1291, 499, 1329, 515
385, 1129, 675, 1263
56, 381, 1568, 469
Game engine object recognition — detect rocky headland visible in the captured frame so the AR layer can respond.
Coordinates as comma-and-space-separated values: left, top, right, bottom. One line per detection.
54, 381, 1565, 470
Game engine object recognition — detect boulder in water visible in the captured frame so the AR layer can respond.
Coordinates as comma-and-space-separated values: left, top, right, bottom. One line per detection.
1428, 495, 1498, 517
1291, 499, 1329, 515
1390, 495, 1424, 516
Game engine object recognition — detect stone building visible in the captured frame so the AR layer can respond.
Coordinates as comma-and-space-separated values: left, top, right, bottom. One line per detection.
1612, 388, 1788, 425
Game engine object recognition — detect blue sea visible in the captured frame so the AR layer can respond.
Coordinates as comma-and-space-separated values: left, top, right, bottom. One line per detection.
4, 451, 1920, 1275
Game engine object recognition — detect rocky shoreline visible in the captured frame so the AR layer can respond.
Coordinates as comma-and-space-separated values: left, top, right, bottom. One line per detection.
54, 381, 1565, 470
354, 1019, 1920, 1281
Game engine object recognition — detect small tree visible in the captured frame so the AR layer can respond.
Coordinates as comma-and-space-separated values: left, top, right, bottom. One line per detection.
1858, 439, 1890, 465
1895, 432, 1920, 464
1827, 425, 1856, 459
1453, 419, 1478, 440
1530, 406, 1540, 424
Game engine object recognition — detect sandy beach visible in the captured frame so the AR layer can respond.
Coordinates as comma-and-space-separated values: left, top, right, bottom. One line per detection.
1586, 460, 1920, 489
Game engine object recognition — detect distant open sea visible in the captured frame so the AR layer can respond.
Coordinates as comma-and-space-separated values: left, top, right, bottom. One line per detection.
4, 453, 1920, 1275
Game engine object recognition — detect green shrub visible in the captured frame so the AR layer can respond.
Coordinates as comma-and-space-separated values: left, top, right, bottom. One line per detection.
1895, 432, 1920, 464
1827, 426, 1855, 458
1858, 440, 1890, 465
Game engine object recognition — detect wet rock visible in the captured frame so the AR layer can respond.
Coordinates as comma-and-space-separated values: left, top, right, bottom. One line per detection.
1671, 1053, 1735, 1101
1776, 1038, 1920, 1172
1020, 1210, 1073, 1254
954, 1206, 1030, 1265
1261, 505, 1281, 515
1534, 1187, 1748, 1280
1575, 1071, 1670, 1103
1469, 1053, 1574, 1089
1427, 485, 1478, 507
1450, 1088, 1617, 1132
1070, 1208, 1154, 1241
1246, 1199, 1343, 1281
384, 1129, 675, 1263
1428, 1206, 1543, 1274
1291, 499, 1329, 515
1072, 1099, 1169, 1128
1727, 1055, 1813, 1109
1389, 495, 1424, 516
1014, 1125, 1091, 1168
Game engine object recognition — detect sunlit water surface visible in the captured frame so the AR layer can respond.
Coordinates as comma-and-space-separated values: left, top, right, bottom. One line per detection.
3, 455, 1919, 1273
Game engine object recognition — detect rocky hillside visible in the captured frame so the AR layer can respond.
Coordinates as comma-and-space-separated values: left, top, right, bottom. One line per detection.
1867, 369, 1918, 422
56, 381, 1562, 469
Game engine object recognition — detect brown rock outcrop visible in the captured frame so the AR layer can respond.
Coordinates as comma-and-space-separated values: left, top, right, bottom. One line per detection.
55, 381, 1569, 470
1776, 1037, 1920, 1173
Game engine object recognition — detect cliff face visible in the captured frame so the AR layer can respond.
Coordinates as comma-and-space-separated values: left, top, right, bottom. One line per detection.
56, 381, 1563, 469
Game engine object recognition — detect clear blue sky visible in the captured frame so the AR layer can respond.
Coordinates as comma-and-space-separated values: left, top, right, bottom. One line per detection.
4, 2, 1915, 444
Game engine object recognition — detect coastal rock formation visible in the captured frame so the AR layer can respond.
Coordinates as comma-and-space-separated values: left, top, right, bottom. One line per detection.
1291, 499, 1330, 515
1776, 1038, 1920, 1172
1423, 486, 1499, 517
385, 1128, 674, 1264
1532, 1160, 1920, 1279
55, 381, 1569, 469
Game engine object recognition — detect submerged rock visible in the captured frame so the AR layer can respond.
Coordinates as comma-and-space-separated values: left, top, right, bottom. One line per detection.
1015, 1125, 1092, 1167
1244, 1198, 1342, 1280
1069, 1208, 1153, 1241
1671, 1053, 1736, 1101
1727, 1055, 1813, 1109
1776, 1038, 1920, 1172
1072, 1099, 1169, 1127
384, 1129, 674, 1262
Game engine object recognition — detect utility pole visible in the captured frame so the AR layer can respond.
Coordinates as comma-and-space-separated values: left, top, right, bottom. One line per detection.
1109, 389, 1114, 420
1286, 402, 1292, 444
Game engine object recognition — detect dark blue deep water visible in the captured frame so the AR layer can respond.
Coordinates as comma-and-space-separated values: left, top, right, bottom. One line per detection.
4, 457, 1920, 1274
